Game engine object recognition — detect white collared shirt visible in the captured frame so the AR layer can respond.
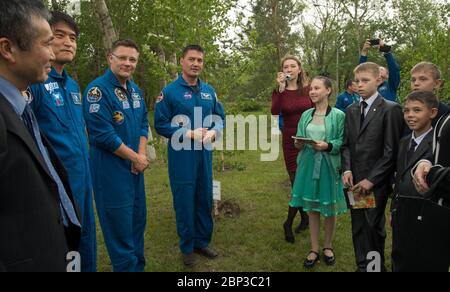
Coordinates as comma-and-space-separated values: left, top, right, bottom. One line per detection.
360, 92, 379, 117
411, 127, 433, 151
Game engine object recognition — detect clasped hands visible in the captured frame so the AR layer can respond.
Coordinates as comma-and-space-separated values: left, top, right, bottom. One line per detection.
187, 128, 216, 144
132, 153, 150, 175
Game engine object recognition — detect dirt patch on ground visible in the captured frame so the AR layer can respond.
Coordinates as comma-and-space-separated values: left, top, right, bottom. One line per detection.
217, 200, 241, 219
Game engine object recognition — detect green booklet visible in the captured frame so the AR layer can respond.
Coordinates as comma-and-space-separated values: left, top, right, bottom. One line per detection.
292, 136, 317, 144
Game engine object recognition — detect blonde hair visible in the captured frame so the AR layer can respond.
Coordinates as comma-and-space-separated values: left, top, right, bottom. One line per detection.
354, 62, 381, 78
411, 62, 442, 80
281, 55, 310, 89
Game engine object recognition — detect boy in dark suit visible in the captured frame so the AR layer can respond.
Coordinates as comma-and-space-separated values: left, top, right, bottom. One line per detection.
391, 91, 438, 272
342, 62, 404, 272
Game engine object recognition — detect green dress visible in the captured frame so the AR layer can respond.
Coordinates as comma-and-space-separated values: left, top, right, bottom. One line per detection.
290, 115, 347, 217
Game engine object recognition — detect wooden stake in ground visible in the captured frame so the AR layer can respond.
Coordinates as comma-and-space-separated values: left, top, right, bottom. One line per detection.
213, 181, 221, 217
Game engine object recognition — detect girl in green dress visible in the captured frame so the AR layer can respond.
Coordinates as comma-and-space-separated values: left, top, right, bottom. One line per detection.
291, 76, 347, 269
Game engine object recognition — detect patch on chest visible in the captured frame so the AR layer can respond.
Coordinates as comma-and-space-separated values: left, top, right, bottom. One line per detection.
113, 111, 125, 125
87, 87, 102, 103
115, 88, 128, 102
184, 92, 193, 100
201, 92, 212, 100
44, 82, 59, 94
132, 92, 141, 101
89, 104, 100, 113
52, 92, 65, 107
71, 92, 82, 105
123, 101, 130, 109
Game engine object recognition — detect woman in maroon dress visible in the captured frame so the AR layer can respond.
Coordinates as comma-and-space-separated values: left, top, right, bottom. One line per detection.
271, 55, 312, 243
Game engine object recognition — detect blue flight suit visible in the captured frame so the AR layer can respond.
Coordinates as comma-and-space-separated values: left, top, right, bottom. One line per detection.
154, 75, 225, 255
335, 91, 359, 113
29, 68, 96, 272
83, 69, 148, 272
359, 53, 401, 102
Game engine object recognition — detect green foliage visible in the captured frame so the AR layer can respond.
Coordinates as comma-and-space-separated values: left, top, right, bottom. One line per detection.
48, 0, 449, 106
213, 150, 247, 173
381, 0, 450, 102
226, 0, 306, 100
49, 0, 237, 108
236, 98, 264, 112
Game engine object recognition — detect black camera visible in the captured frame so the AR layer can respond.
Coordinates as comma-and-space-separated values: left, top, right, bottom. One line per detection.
369, 39, 380, 46
379, 45, 392, 53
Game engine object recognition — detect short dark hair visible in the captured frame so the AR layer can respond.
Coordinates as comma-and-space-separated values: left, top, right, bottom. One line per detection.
405, 90, 439, 109
49, 10, 79, 37
111, 39, 140, 54
182, 45, 205, 58
0, 0, 51, 51
345, 79, 354, 89
313, 76, 334, 99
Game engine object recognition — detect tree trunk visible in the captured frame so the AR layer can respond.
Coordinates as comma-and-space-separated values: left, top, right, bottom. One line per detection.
271, 0, 282, 62
92, 0, 117, 52
169, 52, 178, 80
156, 44, 167, 92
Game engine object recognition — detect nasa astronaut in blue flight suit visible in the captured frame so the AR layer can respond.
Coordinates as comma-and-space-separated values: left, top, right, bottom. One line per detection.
154, 45, 225, 267
29, 11, 96, 272
83, 40, 149, 272
335, 79, 359, 113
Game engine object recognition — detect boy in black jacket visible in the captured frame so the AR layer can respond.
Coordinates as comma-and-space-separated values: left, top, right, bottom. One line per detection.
391, 91, 438, 272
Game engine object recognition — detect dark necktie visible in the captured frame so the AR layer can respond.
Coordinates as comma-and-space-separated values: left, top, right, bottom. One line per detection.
22, 106, 37, 144
21, 104, 81, 227
406, 139, 418, 162
360, 101, 368, 127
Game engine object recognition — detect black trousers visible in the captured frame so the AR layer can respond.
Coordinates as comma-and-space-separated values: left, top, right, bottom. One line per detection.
350, 192, 389, 272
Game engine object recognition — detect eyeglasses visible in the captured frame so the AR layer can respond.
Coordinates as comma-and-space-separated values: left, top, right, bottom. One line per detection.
111, 53, 138, 64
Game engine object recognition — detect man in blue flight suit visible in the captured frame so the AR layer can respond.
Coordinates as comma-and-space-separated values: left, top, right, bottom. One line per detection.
335, 79, 359, 113
154, 45, 225, 267
29, 11, 96, 272
360, 39, 400, 102
83, 39, 149, 272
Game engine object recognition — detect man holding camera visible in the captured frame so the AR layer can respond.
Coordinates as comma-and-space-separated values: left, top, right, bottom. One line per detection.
359, 39, 400, 103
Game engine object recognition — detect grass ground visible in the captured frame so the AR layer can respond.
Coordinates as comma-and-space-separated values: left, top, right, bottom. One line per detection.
96, 110, 392, 272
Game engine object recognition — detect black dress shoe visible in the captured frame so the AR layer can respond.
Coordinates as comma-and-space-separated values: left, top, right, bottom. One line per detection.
182, 253, 196, 267
283, 222, 295, 243
194, 247, 219, 259
304, 250, 320, 269
322, 248, 336, 266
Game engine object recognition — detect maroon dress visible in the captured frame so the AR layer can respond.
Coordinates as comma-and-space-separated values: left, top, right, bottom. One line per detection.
271, 88, 313, 173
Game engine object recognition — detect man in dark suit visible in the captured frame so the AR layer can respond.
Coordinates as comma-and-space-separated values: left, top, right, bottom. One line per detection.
391, 91, 437, 272
0, 0, 81, 272
342, 62, 404, 272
